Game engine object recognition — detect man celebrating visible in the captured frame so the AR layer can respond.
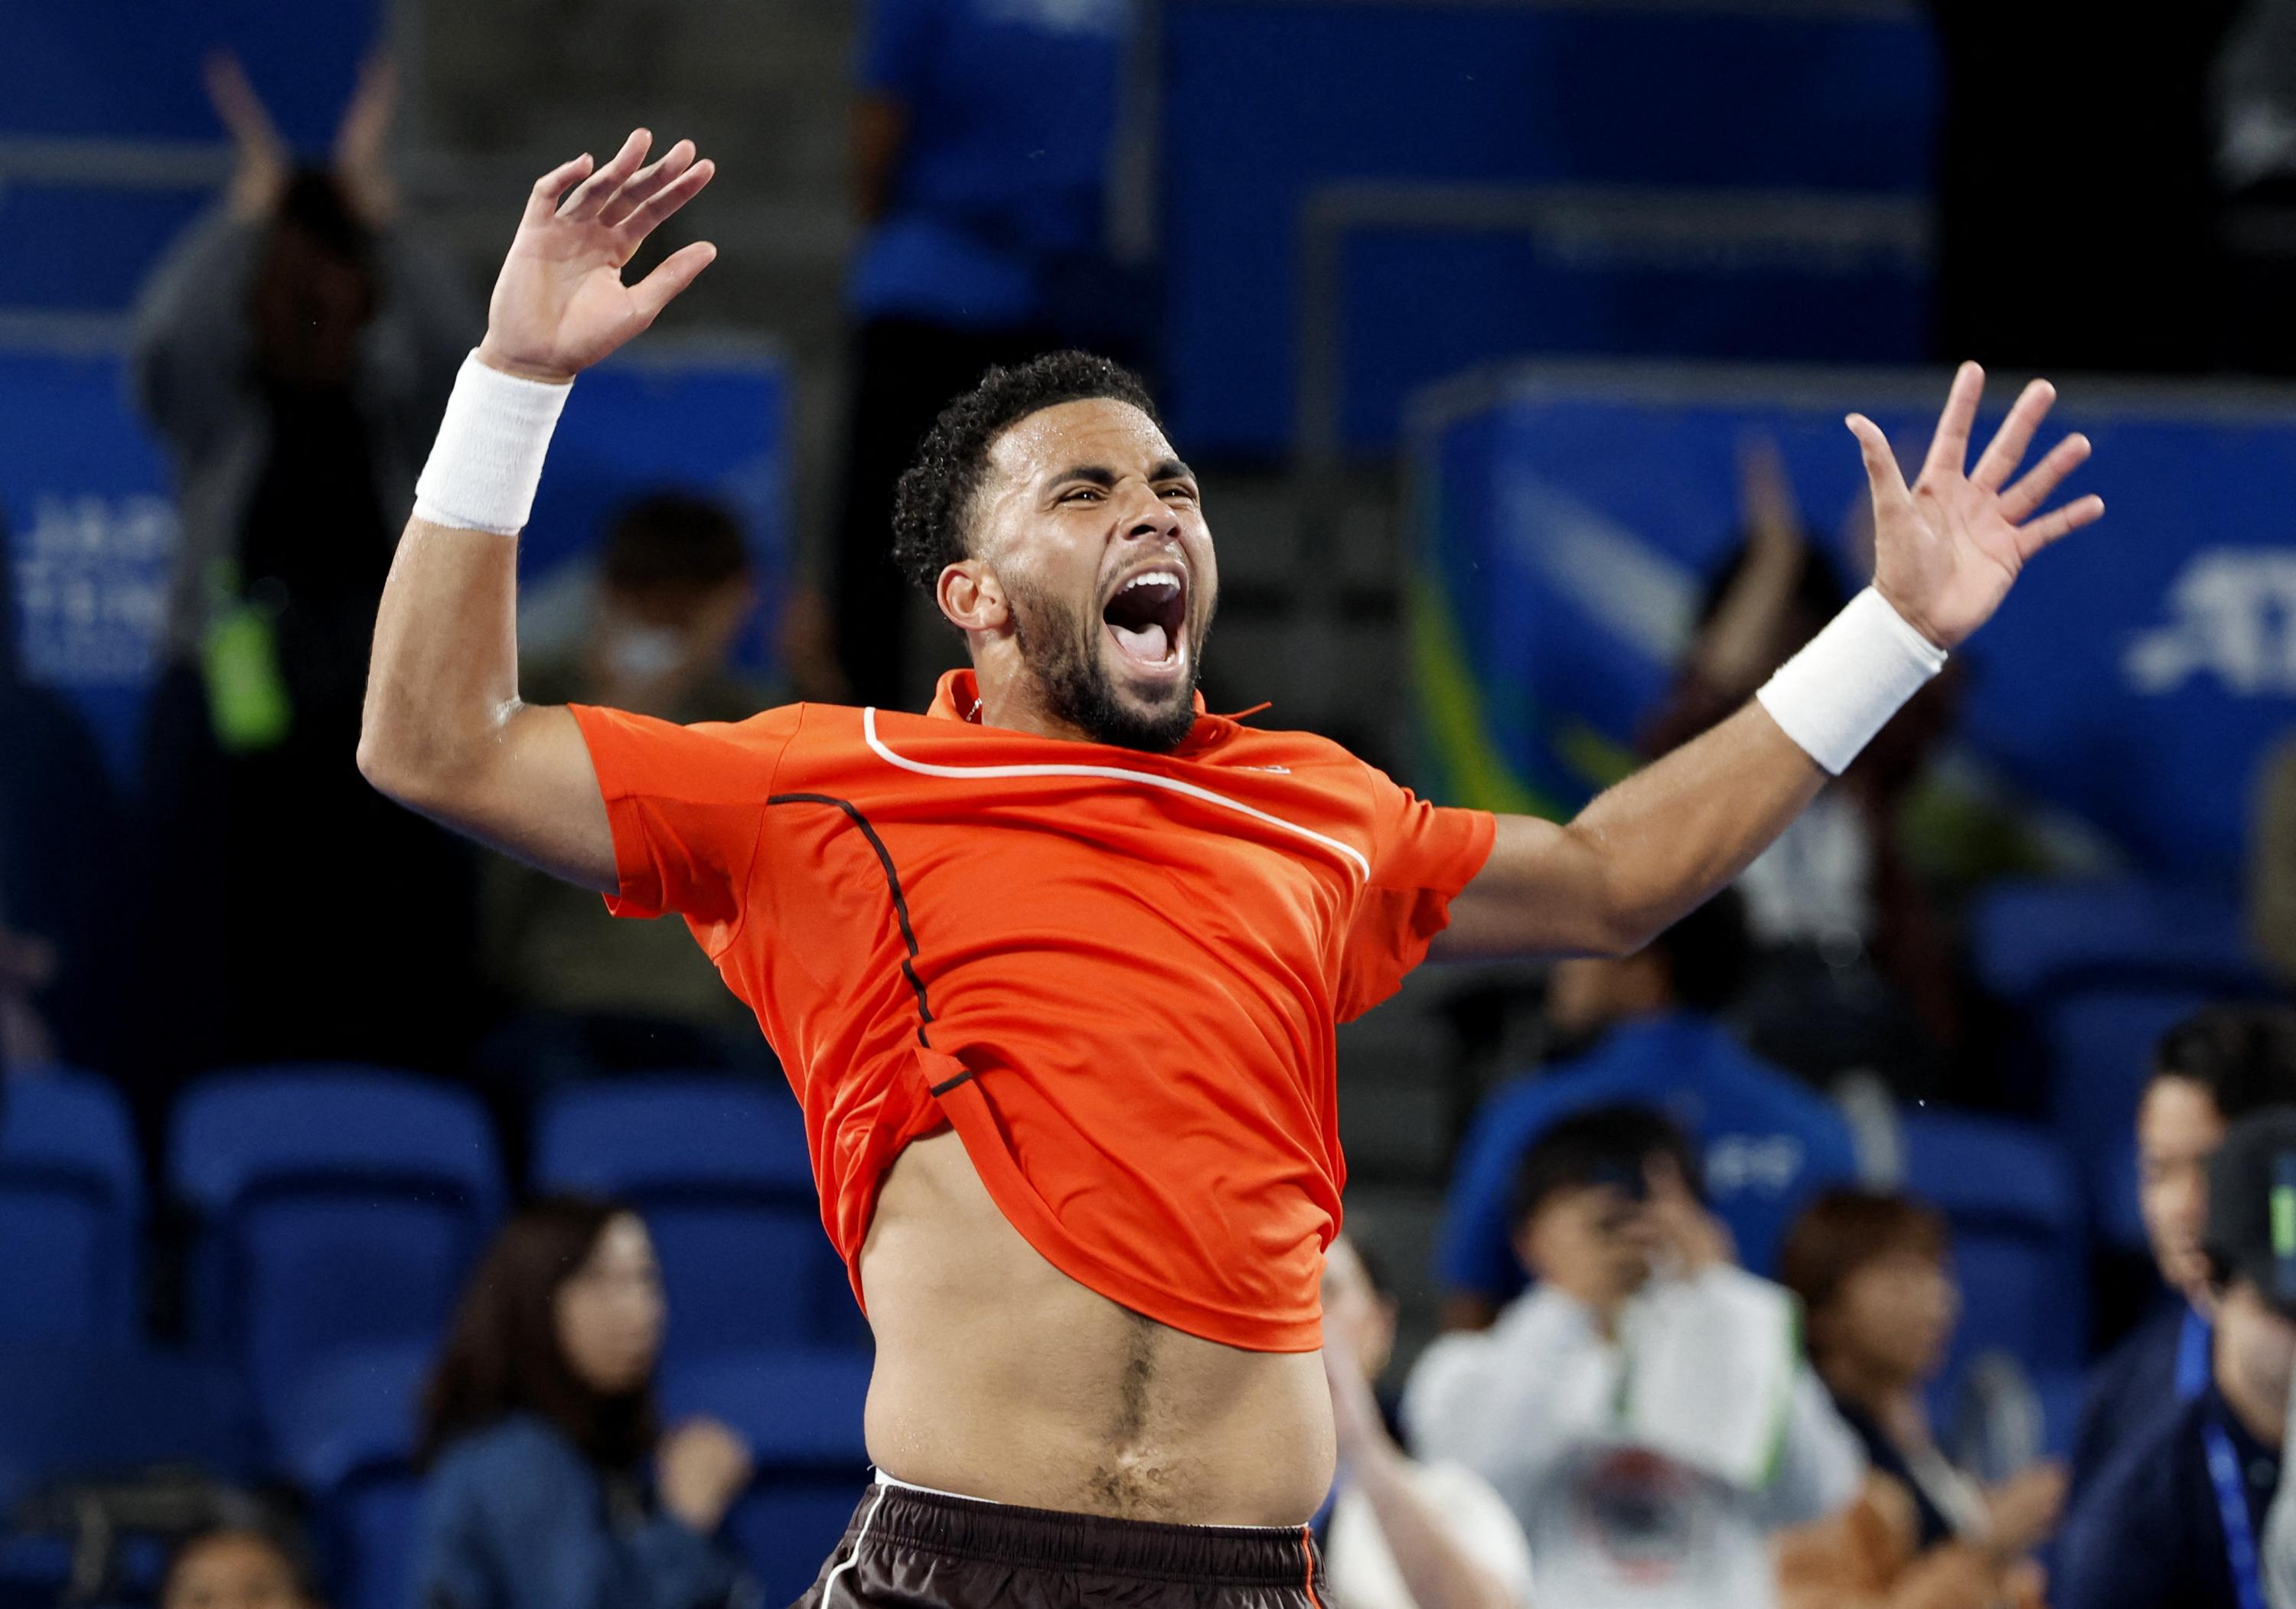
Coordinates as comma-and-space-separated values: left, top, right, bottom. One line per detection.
360, 131, 2103, 1607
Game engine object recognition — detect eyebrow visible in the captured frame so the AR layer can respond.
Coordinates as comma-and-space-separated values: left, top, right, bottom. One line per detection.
1047, 459, 1198, 489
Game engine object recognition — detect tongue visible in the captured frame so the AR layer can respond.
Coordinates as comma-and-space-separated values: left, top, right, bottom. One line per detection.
1111, 620, 1169, 663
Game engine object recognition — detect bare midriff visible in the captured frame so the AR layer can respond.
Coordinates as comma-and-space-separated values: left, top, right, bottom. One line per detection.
856, 1128, 1336, 1526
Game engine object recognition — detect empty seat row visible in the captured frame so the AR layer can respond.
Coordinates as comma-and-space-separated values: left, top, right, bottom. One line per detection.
2, 1067, 861, 1461
0, 1340, 869, 1609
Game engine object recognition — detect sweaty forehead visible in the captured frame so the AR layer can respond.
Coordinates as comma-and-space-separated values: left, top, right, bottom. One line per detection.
986, 397, 1175, 487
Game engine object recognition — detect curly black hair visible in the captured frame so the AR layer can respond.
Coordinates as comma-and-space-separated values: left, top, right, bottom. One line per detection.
890, 351, 1160, 592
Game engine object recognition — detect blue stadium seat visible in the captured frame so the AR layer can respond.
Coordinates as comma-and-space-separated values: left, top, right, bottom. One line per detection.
2041, 989, 2216, 1248
0, 1343, 249, 1515
661, 1350, 872, 1604
0, 1069, 142, 1343
533, 1078, 860, 1355
1969, 880, 2265, 1007
168, 1066, 504, 1449
1901, 1109, 2087, 1382
274, 1342, 429, 1609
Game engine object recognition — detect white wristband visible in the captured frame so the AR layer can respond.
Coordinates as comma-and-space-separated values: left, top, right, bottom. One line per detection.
1755, 587, 1945, 775
412, 351, 572, 536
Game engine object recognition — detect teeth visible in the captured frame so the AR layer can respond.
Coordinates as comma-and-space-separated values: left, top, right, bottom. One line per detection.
1120, 570, 1181, 593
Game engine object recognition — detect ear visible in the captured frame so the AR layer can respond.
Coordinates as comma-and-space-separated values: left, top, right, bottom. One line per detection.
937, 560, 1010, 635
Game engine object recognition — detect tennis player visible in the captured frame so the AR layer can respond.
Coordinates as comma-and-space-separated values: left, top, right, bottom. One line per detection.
360, 131, 2103, 1607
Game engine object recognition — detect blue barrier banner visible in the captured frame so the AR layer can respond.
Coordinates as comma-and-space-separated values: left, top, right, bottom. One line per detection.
1409, 364, 2296, 890
0, 341, 788, 782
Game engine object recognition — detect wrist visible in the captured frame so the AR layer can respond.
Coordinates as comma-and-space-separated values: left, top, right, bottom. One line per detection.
475, 337, 576, 387
412, 351, 573, 535
1870, 580, 1952, 652
1755, 586, 1946, 776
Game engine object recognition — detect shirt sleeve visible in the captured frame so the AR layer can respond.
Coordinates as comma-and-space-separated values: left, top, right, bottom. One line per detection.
1751, 1367, 1867, 1531
567, 702, 806, 953
1336, 765, 1495, 1021
857, 0, 938, 101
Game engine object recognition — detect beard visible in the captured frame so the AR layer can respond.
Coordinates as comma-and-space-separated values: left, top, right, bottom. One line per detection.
1006, 576, 1208, 753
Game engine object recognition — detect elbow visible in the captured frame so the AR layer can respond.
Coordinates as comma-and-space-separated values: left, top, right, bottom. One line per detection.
355, 725, 423, 808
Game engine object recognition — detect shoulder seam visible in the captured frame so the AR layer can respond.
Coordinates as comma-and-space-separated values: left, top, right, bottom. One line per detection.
712, 703, 807, 960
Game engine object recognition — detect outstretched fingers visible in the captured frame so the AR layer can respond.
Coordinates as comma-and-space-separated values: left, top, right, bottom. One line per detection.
523, 152, 595, 225
1969, 378, 2057, 492
558, 129, 652, 221
1998, 432, 2093, 524
1846, 413, 1913, 512
630, 240, 719, 323
1921, 361, 1987, 483
598, 139, 697, 230
617, 157, 716, 243
2011, 492, 2105, 561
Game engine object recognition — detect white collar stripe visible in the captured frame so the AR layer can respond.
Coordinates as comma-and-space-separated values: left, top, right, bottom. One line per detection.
862, 708, 1371, 880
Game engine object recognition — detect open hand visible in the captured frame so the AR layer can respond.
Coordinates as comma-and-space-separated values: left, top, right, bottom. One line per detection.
1852, 362, 2104, 650
204, 52, 289, 220
478, 129, 718, 385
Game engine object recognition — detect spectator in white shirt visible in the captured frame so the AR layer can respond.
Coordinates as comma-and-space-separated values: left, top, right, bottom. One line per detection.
1404, 1105, 1863, 1609
1319, 1234, 1534, 1609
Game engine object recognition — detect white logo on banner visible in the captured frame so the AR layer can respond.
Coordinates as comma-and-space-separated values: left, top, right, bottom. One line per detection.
2125, 548, 2296, 696
1704, 1133, 1805, 1196
10, 493, 179, 687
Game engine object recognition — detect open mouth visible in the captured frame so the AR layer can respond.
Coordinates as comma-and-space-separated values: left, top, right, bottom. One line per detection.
1101, 566, 1189, 674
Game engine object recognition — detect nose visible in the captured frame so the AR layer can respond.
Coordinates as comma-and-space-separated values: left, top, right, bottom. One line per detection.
1114, 478, 1181, 543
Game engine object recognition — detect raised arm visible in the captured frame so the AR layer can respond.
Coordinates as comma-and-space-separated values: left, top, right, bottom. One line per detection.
357, 130, 718, 891
1438, 362, 2103, 960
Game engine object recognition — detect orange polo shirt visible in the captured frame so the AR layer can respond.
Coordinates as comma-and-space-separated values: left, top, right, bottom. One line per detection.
568, 671, 1494, 1351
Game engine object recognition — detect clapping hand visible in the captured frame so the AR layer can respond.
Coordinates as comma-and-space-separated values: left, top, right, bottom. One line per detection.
477, 130, 718, 385
1854, 363, 2105, 651
205, 49, 403, 226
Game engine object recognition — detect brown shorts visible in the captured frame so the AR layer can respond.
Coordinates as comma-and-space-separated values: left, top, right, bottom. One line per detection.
789, 1482, 1329, 1608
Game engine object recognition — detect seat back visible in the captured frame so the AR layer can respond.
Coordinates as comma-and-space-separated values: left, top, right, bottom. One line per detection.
276, 1342, 428, 1609
1901, 1110, 2087, 1380
168, 1068, 502, 1444
534, 1079, 858, 1355
663, 1350, 872, 1604
0, 1344, 249, 1515
0, 1071, 141, 1343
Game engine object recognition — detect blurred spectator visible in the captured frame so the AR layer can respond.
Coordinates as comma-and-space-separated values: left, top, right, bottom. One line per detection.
1772, 1188, 2060, 1608
1407, 1107, 1863, 1609
478, 494, 778, 1095
2252, 738, 2296, 986
1316, 1234, 1532, 1609
128, 55, 483, 1088
161, 1523, 324, 1609
1927, 1, 2242, 374
1435, 889, 1859, 1323
2056, 1107, 2296, 1609
0, 511, 126, 1075
410, 1198, 754, 1609
832, 0, 1143, 707
1642, 440, 1962, 1086
2074, 1005, 2296, 1497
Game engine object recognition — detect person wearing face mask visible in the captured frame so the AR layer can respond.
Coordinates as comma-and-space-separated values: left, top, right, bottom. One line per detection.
1772, 1189, 2061, 1608
476, 495, 777, 1097
1407, 1106, 1863, 1609
408, 1198, 755, 1609
2072, 1007, 2296, 1501
2056, 1108, 2296, 1609
160, 1523, 324, 1609
1316, 1235, 1532, 1609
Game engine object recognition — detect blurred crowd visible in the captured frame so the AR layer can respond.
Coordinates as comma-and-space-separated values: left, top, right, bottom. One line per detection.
8, 2, 2296, 1608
